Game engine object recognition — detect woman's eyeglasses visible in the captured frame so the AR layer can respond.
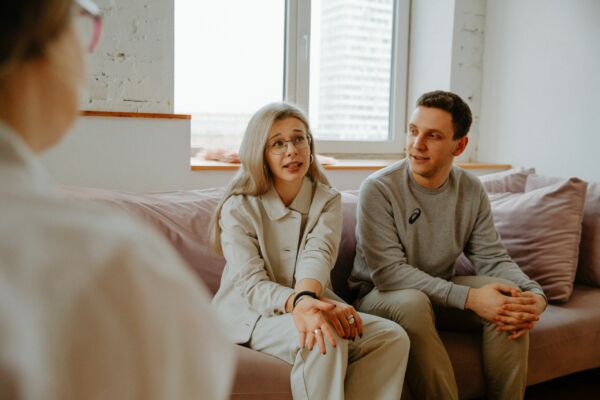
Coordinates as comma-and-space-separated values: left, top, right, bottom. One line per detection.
267, 135, 311, 155
74, 0, 102, 53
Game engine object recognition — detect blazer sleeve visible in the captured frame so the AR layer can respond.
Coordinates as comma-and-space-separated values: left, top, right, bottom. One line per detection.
220, 197, 295, 316
295, 191, 342, 290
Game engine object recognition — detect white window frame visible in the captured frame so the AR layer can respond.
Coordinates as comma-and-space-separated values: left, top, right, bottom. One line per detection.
285, 0, 410, 154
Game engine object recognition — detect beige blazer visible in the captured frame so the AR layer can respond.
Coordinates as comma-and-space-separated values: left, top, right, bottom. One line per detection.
212, 177, 342, 344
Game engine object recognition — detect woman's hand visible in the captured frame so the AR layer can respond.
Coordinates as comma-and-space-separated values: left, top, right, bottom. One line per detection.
291, 297, 337, 354
319, 297, 363, 340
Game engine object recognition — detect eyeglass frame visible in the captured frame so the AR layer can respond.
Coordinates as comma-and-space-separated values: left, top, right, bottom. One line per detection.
75, 0, 102, 53
266, 133, 313, 155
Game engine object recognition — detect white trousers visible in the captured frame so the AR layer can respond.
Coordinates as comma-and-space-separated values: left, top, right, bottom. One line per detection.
249, 311, 409, 400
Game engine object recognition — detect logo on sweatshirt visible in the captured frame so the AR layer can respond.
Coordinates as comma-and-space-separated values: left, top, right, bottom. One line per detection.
409, 208, 421, 224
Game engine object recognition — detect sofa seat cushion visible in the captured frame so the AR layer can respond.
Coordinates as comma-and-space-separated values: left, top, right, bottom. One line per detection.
231, 346, 292, 399
527, 284, 600, 385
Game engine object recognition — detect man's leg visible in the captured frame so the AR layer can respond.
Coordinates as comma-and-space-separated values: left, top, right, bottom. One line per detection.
357, 288, 459, 400
447, 276, 529, 400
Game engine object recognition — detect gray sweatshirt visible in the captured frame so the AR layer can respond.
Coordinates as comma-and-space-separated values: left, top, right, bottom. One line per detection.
349, 159, 544, 309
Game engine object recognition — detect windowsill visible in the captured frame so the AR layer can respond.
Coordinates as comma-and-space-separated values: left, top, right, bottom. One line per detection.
190, 158, 512, 172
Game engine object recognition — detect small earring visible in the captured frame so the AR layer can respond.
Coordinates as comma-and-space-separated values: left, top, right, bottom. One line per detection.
309, 154, 314, 164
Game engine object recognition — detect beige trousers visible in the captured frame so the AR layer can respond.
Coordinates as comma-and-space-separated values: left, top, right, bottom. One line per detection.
357, 276, 529, 400
249, 311, 410, 400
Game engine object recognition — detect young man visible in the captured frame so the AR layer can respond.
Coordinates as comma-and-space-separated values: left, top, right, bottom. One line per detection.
349, 90, 547, 400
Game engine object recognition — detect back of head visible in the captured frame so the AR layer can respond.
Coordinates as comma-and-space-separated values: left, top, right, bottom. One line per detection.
416, 90, 472, 139
0, 0, 72, 82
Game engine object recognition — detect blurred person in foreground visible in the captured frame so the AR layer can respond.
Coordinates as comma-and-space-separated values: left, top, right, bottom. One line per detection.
0, 1, 234, 399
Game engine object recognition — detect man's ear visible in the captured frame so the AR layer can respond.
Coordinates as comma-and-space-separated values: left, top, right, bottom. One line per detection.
452, 136, 468, 157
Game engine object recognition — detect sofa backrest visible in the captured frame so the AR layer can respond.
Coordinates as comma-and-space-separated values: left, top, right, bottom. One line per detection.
62, 186, 361, 300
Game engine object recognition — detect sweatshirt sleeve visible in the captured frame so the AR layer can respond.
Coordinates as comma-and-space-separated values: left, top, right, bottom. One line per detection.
356, 178, 471, 309
465, 188, 546, 298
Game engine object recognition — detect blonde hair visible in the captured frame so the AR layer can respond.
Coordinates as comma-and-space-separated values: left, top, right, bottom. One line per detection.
210, 102, 330, 255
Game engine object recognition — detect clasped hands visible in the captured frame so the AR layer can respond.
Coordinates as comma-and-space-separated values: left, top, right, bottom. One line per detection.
291, 296, 363, 355
465, 283, 547, 340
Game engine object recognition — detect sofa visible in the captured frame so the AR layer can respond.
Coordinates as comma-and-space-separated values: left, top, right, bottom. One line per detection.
62, 169, 600, 399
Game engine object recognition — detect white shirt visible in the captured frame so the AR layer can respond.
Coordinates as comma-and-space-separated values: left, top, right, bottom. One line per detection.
0, 122, 235, 400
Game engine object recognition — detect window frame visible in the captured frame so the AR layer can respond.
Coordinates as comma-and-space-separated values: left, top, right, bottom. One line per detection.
284, 0, 410, 154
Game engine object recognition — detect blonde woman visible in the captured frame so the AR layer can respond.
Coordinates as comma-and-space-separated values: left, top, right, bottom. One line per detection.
211, 102, 409, 399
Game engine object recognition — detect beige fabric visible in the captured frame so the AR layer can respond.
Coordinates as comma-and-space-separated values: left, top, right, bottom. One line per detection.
358, 276, 528, 400
212, 177, 343, 344
249, 309, 409, 400
0, 123, 235, 400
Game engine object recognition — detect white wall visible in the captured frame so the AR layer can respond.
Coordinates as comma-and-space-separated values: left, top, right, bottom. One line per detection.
42, 117, 374, 192
407, 0, 487, 162
478, 0, 600, 182
84, 0, 174, 112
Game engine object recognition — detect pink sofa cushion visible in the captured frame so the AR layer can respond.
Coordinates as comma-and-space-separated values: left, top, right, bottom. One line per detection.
526, 176, 600, 287
479, 167, 535, 193
488, 178, 587, 302
62, 186, 227, 295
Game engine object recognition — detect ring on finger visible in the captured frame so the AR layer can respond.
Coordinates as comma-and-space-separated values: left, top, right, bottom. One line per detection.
346, 314, 356, 325
314, 328, 321, 336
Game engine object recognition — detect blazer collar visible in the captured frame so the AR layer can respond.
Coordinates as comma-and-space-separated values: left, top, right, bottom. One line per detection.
262, 177, 312, 220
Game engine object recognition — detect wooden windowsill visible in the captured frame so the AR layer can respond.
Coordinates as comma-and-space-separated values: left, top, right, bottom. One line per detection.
191, 158, 512, 172
79, 110, 191, 120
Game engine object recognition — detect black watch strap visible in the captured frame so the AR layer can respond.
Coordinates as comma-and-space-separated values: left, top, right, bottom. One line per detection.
293, 290, 318, 309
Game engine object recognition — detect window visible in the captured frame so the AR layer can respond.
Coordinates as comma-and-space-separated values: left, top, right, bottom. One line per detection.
175, 0, 409, 155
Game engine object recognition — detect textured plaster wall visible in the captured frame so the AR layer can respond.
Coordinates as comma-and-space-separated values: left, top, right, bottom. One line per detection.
407, 0, 486, 162
450, 0, 486, 162
82, 0, 174, 113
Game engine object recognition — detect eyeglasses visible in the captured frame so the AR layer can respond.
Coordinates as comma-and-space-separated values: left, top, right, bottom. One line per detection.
74, 0, 102, 52
267, 135, 311, 155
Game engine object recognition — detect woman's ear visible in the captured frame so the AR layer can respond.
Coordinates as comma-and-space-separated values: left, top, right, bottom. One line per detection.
452, 136, 468, 157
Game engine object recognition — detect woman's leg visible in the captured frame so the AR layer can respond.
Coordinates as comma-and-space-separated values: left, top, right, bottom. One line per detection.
345, 313, 410, 400
249, 314, 348, 400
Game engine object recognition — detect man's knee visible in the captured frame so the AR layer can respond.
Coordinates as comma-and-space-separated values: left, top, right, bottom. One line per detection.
379, 289, 435, 332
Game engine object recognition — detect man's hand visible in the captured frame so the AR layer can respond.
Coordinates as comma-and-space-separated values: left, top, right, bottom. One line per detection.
465, 283, 536, 322
494, 291, 546, 340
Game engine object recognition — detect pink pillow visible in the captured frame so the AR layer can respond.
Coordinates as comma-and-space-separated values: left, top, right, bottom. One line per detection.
479, 167, 535, 193
62, 186, 227, 295
526, 176, 600, 287
487, 178, 587, 302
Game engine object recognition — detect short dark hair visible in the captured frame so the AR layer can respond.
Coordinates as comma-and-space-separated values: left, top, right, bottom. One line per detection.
416, 90, 472, 139
0, 0, 71, 81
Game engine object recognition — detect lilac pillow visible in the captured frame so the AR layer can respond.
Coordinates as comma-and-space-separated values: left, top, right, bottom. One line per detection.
479, 167, 535, 193
487, 178, 587, 302
62, 186, 227, 295
526, 175, 600, 287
